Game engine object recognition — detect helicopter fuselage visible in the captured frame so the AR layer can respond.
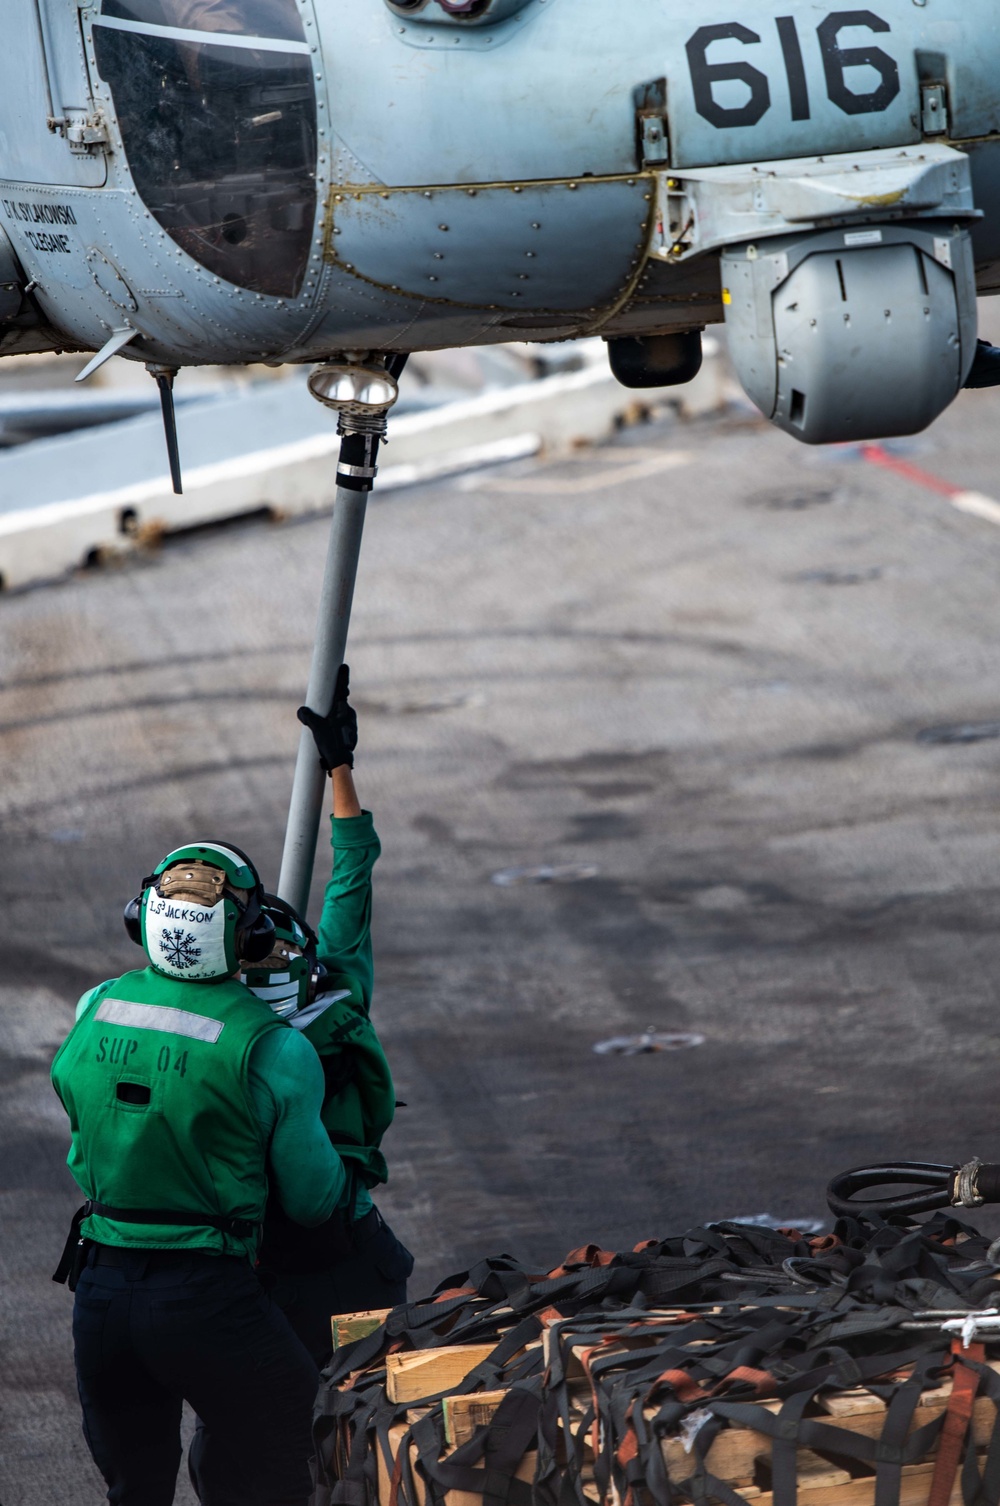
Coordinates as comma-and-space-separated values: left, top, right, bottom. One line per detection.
1, 0, 999, 442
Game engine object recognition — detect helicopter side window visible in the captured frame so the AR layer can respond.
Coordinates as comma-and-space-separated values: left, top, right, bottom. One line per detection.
92, 27, 316, 298
100, 0, 305, 45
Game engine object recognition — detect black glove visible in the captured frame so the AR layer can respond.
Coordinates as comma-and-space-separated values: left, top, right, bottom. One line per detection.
297, 664, 358, 772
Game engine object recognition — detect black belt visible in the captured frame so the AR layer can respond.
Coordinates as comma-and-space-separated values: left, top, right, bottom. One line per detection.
89, 1243, 227, 1269
53, 1200, 260, 1290
86, 1200, 259, 1239
86, 1240, 240, 1265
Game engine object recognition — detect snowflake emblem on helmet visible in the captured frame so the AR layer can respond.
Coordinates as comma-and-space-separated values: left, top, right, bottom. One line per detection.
160, 928, 202, 970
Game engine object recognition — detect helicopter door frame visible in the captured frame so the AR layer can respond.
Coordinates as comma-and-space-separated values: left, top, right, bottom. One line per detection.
0, 1, 106, 188
32, 0, 108, 184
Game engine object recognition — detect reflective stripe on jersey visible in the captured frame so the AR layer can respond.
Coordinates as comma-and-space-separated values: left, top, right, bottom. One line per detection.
96, 996, 225, 1044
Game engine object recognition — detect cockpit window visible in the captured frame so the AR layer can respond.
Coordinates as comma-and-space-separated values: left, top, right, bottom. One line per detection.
92, 26, 316, 298
101, 0, 305, 44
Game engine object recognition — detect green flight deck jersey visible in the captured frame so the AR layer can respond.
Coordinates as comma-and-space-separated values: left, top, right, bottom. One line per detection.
250, 811, 399, 1275
52, 966, 342, 1261
308, 810, 395, 1192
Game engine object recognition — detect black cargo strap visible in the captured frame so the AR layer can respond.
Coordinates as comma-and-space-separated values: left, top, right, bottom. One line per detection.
696, 1350, 947, 1506
313, 1321, 545, 1506
413, 1387, 540, 1506
313, 1210, 1000, 1506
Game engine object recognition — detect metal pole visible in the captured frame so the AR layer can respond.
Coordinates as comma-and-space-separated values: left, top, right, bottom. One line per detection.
276, 431, 378, 916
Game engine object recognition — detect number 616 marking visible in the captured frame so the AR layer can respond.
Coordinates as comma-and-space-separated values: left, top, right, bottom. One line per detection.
686, 10, 901, 129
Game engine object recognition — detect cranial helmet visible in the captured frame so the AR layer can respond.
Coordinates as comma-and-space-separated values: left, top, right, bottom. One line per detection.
240, 894, 329, 1018
124, 840, 275, 982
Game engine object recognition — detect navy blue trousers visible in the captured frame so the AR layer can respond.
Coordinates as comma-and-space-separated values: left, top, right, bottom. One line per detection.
187, 1208, 415, 1506
268, 1207, 415, 1368
72, 1246, 318, 1506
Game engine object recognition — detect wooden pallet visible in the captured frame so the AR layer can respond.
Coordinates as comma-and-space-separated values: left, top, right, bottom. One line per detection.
661, 1382, 998, 1487
387, 1346, 502, 1405
444, 1392, 508, 1450
331, 1308, 998, 1506
332, 1307, 393, 1351
376, 1422, 538, 1506
736, 1459, 967, 1506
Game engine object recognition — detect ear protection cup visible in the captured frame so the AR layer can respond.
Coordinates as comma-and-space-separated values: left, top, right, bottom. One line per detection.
239, 913, 276, 964
261, 893, 319, 952
123, 895, 144, 945
199, 838, 275, 962
124, 870, 159, 945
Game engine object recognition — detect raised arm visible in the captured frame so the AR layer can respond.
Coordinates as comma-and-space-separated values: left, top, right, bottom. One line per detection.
332, 765, 361, 819
297, 667, 381, 1010
315, 771, 380, 1011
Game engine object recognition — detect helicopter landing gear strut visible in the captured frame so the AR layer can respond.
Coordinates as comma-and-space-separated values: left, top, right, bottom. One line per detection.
146, 364, 182, 494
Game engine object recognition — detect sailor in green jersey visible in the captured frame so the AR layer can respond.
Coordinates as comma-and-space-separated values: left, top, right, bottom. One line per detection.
51, 839, 350, 1506
243, 666, 413, 1366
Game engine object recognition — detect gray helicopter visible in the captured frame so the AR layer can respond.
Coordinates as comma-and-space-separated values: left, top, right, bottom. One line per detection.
2, 0, 1000, 447
3, 0, 1000, 906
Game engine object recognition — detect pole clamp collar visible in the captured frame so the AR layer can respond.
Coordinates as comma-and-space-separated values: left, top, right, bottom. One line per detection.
953, 1157, 985, 1208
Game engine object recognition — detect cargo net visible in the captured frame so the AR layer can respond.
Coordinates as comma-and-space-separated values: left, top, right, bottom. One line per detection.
314, 1213, 1000, 1506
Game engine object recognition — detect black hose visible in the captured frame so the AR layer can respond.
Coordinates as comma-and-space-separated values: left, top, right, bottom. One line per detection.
337, 431, 381, 493
826, 1161, 956, 1221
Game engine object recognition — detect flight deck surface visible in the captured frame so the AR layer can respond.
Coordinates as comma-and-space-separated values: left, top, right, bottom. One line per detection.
4, 388, 1000, 1501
